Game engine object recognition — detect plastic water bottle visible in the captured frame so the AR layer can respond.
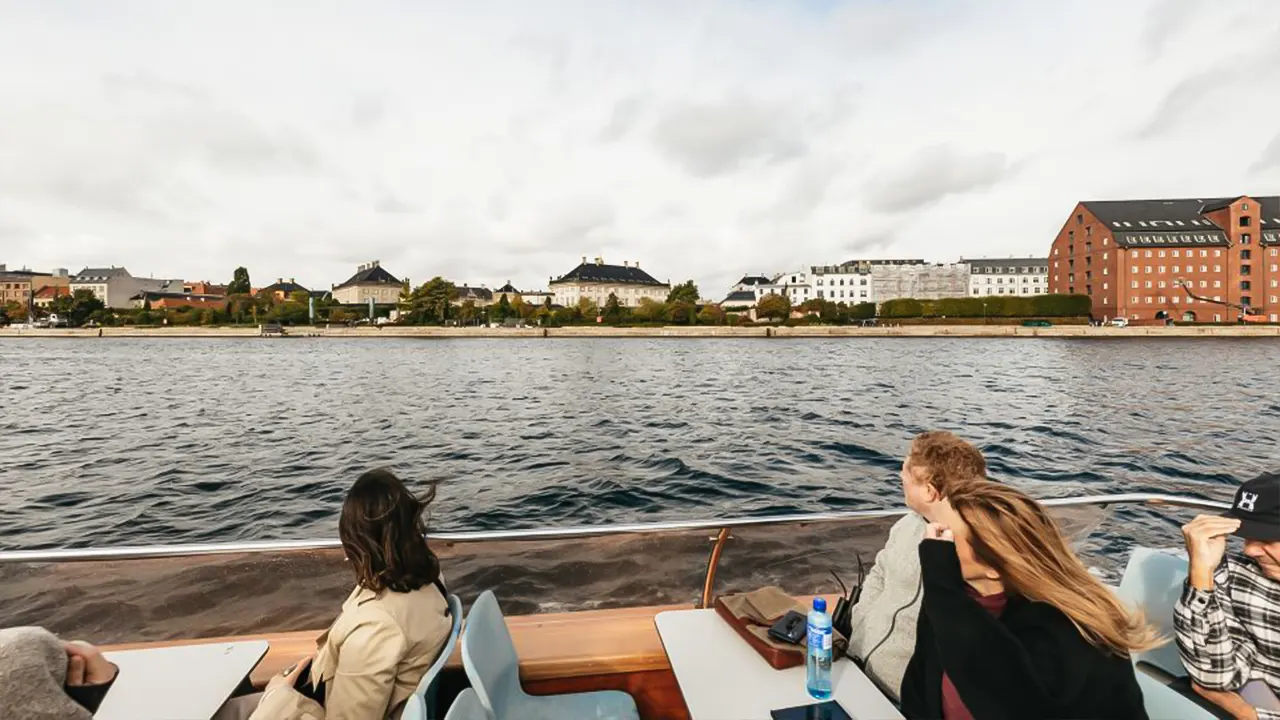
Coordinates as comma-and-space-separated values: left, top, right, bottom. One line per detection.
806, 597, 833, 700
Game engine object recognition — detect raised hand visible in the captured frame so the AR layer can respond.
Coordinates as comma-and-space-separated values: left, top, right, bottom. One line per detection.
924, 523, 955, 542
1181, 515, 1241, 591
63, 642, 119, 686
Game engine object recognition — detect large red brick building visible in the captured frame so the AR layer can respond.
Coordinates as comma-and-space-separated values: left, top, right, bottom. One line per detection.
1048, 195, 1279, 323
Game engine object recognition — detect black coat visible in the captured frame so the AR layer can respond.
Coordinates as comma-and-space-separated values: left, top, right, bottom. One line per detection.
899, 541, 1148, 720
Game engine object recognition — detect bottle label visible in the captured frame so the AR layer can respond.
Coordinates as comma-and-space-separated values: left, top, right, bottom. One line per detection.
807, 623, 832, 652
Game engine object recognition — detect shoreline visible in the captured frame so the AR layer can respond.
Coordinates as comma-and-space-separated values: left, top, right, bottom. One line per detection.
2, 325, 1279, 338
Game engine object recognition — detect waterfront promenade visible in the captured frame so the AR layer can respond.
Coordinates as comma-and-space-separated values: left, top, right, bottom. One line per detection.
3, 325, 1279, 339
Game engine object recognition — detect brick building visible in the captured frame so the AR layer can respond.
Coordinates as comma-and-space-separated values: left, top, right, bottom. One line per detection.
1048, 196, 1280, 323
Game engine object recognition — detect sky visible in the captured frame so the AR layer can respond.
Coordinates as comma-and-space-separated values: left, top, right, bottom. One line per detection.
1, 0, 1278, 297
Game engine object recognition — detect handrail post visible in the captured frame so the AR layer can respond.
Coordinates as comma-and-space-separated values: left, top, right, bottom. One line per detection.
698, 528, 731, 609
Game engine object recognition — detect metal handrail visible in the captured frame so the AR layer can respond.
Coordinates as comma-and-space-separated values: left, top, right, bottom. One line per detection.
0, 492, 1228, 564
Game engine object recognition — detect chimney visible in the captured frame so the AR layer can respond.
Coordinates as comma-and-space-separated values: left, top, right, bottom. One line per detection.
289, 278, 295, 284
595, 256, 603, 266
277, 277, 283, 283
635, 261, 640, 268
623, 261, 629, 268
581, 256, 586, 265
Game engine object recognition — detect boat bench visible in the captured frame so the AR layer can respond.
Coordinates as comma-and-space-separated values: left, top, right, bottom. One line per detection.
101, 601, 687, 688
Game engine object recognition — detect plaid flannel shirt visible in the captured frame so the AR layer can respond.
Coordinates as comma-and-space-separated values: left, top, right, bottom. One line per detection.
1173, 553, 1280, 720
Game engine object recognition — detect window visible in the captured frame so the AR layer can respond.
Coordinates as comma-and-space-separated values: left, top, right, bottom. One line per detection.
1103, 237, 1109, 246
1103, 268, 1109, 275
1214, 280, 1222, 288
1159, 281, 1167, 289
1243, 202, 1250, 210
1200, 281, 1208, 289
1201, 265, 1208, 272
1201, 250, 1209, 257
1158, 266, 1166, 274
1173, 266, 1180, 273
1172, 250, 1180, 258
1131, 281, 1139, 288
1214, 265, 1222, 273
860, 291, 867, 298
1241, 250, 1252, 260
1131, 266, 1139, 274
1103, 283, 1109, 290
1214, 250, 1222, 257
1145, 251, 1153, 258
1145, 281, 1153, 288
1145, 266, 1153, 273
1131, 296, 1140, 304
1086, 226, 1093, 237
1145, 297, 1152, 304
1076, 214, 1083, 225
1158, 250, 1166, 258
1240, 216, 1251, 227
1241, 281, 1251, 291
986, 277, 992, 284
1241, 234, 1251, 244
998, 288, 1005, 294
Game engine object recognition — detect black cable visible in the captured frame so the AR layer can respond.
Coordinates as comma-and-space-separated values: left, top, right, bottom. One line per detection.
858, 573, 922, 676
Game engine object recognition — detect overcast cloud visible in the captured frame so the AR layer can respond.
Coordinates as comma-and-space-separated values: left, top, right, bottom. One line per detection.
1, 0, 1277, 295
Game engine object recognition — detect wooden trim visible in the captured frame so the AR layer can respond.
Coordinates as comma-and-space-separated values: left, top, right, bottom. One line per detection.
101, 601, 688, 688
699, 528, 731, 609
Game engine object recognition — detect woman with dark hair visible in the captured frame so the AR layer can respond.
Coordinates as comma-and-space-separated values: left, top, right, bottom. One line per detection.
217, 468, 450, 720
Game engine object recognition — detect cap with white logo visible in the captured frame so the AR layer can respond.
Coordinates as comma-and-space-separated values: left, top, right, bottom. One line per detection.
1225, 471, 1280, 542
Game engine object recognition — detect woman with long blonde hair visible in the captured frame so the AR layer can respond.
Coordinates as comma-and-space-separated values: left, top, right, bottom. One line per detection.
899, 480, 1160, 719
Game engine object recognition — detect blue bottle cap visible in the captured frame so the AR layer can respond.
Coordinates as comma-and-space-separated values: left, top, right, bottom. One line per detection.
813, 597, 826, 612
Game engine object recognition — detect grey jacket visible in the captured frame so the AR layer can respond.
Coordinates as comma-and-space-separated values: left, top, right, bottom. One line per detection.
0, 627, 94, 720
847, 512, 926, 702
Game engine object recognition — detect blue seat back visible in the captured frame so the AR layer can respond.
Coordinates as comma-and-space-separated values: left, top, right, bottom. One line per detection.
461, 590, 524, 719
1135, 672, 1218, 719
403, 594, 465, 720
1117, 547, 1190, 676
443, 688, 490, 720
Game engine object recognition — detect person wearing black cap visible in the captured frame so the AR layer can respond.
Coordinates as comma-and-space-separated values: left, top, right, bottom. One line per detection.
1174, 471, 1280, 720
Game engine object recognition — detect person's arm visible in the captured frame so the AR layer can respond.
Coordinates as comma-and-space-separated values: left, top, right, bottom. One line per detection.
917, 539, 1061, 720
1191, 683, 1273, 720
323, 613, 407, 720
63, 641, 119, 714
1174, 515, 1257, 692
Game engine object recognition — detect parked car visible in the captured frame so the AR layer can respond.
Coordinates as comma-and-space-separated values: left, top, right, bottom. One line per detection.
1109, 317, 1129, 327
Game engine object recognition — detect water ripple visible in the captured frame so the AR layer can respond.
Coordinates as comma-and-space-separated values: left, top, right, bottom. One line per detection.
0, 337, 1276, 557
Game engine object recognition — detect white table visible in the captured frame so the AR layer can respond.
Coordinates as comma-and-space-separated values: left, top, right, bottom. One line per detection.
98, 640, 270, 720
656, 609, 904, 720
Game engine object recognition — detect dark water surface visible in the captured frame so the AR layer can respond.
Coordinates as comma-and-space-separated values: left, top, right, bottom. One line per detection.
2, 337, 1276, 641
2, 337, 1274, 551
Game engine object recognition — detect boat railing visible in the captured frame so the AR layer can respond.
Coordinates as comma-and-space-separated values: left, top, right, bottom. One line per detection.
0, 492, 1228, 644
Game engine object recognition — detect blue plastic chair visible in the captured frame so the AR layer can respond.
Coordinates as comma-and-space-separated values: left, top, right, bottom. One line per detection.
401, 594, 465, 720
1117, 547, 1193, 676
461, 590, 640, 720
1136, 672, 1219, 719
443, 688, 490, 720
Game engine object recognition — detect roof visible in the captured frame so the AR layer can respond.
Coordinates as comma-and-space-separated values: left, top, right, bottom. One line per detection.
132, 291, 226, 302
961, 258, 1048, 274
261, 280, 310, 295
1082, 196, 1280, 231
1261, 230, 1278, 246
72, 267, 131, 282
495, 282, 519, 294
735, 275, 772, 286
550, 261, 667, 287
34, 286, 70, 299
456, 286, 493, 301
722, 290, 757, 304
334, 264, 401, 290
1114, 230, 1228, 248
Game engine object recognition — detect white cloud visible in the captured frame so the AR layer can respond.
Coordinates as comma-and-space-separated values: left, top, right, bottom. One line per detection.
0, 0, 1277, 295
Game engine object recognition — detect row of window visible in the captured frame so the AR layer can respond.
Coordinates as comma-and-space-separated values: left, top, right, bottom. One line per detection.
974, 266, 1048, 274
982, 276, 1046, 284
815, 290, 869, 299
971, 287, 1043, 295
815, 278, 869, 287
1133, 248, 1223, 259
1132, 265, 1221, 274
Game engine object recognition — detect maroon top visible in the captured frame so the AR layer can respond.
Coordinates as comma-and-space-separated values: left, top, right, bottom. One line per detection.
940, 588, 1009, 720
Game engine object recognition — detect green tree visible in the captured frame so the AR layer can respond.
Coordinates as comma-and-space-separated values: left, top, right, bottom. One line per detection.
756, 293, 791, 321
227, 267, 252, 295
848, 302, 876, 321
668, 301, 696, 324
330, 308, 353, 324
459, 299, 479, 325
602, 293, 624, 324
666, 280, 700, 305
51, 289, 106, 327
577, 297, 600, 321
697, 304, 726, 325
3, 301, 29, 324
632, 297, 667, 323
400, 277, 458, 325
880, 298, 923, 318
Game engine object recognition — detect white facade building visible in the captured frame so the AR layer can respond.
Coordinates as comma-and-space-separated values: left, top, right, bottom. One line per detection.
961, 258, 1049, 297
808, 264, 875, 304
332, 261, 403, 304
549, 257, 669, 308
71, 267, 181, 309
